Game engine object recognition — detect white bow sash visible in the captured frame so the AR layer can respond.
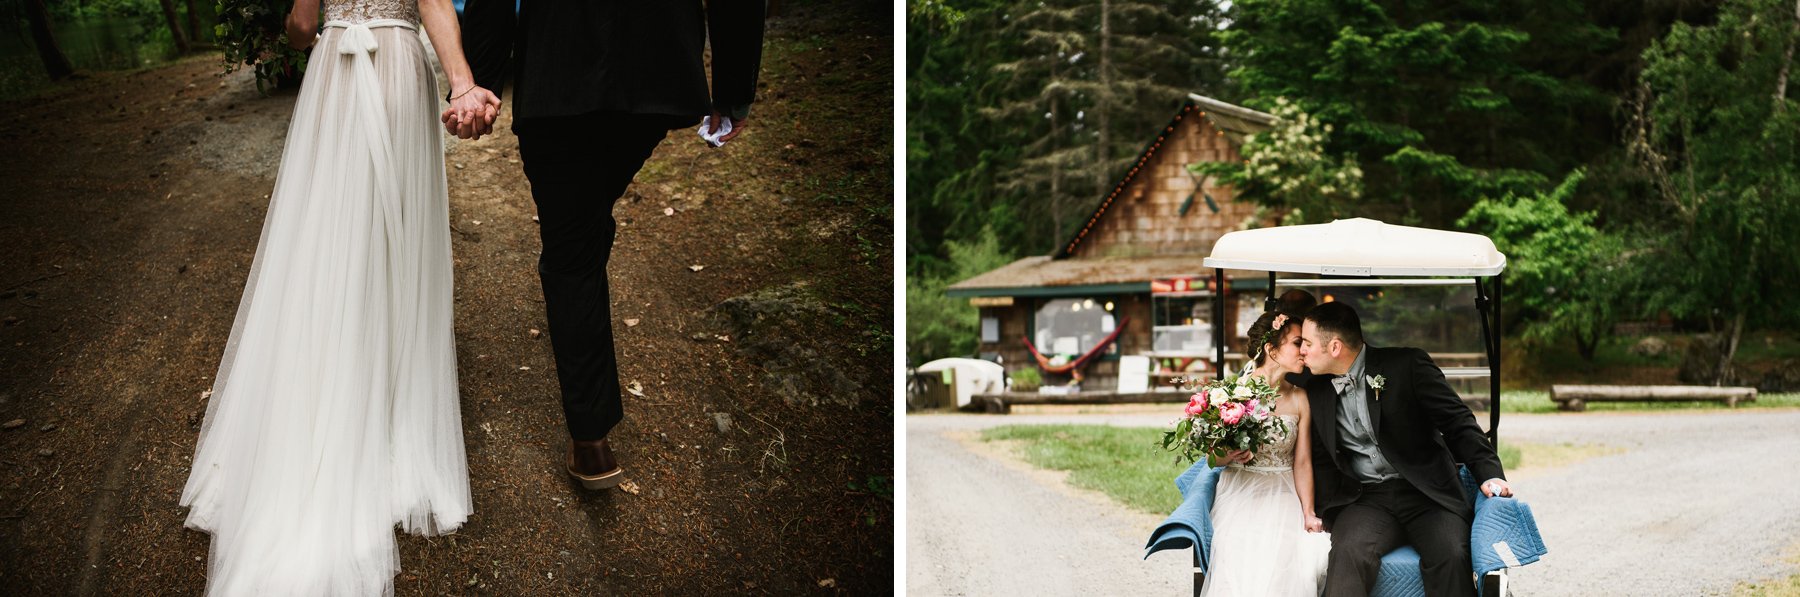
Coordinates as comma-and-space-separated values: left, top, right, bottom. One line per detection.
323, 19, 422, 390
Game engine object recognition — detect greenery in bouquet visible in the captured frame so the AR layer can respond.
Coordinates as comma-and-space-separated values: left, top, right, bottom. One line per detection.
214, 0, 311, 94
1160, 372, 1289, 464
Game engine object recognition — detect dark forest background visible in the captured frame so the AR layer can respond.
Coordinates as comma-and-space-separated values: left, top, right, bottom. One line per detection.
907, 0, 1800, 386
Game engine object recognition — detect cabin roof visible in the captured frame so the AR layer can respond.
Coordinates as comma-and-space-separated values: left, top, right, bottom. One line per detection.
1053, 94, 1276, 259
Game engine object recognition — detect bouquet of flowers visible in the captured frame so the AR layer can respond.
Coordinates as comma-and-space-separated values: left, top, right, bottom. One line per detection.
1160, 371, 1289, 463
215, 0, 313, 94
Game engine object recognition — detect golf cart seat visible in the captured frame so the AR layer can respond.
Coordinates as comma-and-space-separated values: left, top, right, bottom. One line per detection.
1144, 460, 1546, 597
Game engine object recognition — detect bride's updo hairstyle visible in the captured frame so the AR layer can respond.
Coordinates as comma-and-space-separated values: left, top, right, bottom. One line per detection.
1245, 309, 1305, 367
1245, 289, 1316, 368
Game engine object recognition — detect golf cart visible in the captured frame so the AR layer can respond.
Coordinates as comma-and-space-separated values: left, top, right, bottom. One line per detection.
1144, 219, 1546, 597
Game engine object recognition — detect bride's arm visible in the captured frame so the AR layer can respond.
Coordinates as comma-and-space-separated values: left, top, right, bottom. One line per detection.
419, 0, 500, 138
285, 0, 320, 49
1293, 398, 1325, 532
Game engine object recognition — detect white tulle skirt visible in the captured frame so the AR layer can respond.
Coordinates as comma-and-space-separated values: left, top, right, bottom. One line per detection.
180, 21, 470, 597
1201, 466, 1332, 597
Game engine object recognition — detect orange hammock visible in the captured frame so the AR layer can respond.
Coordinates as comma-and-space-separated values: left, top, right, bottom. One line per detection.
1021, 316, 1130, 382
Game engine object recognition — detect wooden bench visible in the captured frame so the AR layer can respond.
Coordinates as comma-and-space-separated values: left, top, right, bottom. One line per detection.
1549, 385, 1758, 412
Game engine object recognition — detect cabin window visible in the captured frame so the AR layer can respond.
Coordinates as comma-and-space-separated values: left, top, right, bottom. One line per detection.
1151, 293, 1213, 354
1033, 298, 1118, 358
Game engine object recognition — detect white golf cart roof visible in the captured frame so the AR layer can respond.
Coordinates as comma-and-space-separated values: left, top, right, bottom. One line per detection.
1202, 218, 1507, 277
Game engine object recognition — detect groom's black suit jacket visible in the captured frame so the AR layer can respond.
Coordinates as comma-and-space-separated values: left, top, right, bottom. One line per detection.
1296, 347, 1505, 529
461, 0, 765, 128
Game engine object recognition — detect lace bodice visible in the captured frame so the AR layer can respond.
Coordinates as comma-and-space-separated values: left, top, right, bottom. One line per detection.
325, 0, 419, 24
1245, 414, 1301, 469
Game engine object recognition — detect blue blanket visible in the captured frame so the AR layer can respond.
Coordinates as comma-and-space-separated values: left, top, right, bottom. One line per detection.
1145, 463, 1547, 582
1143, 459, 1223, 569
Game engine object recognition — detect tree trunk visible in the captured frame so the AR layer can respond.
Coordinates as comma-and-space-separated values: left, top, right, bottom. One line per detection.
22, 0, 75, 80
1095, 0, 1112, 194
157, 0, 192, 54
1774, 0, 1798, 111
1716, 311, 1745, 386
1576, 330, 1599, 364
1050, 63, 1064, 251
185, 0, 204, 46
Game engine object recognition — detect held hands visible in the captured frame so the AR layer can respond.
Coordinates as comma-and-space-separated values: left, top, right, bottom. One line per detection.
1221, 449, 1254, 465
1304, 514, 1325, 533
1480, 478, 1514, 498
440, 86, 502, 140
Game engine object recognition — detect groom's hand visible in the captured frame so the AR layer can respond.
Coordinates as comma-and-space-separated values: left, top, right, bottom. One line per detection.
708, 109, 746, 144
442, 86, 502, 140
1481, 478, 1513, 498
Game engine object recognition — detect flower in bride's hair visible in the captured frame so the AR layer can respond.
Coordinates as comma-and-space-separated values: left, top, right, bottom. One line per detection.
1219, 402, 1246, 425
1185, 392, 1210, 415
1272, 313, 1288, 329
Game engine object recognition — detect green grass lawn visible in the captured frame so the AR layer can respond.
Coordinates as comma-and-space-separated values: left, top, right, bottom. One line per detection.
980, 419, 1717, 517
1497, 391, 1800, 413
981, 424, 1533, 516
982, 424, 1195, 515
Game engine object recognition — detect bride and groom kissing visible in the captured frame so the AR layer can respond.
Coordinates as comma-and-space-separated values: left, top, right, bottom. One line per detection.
1202, 292, 1514, 597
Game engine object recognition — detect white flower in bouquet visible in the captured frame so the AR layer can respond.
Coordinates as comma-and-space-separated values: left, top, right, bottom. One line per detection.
1232, 383, 1254, 398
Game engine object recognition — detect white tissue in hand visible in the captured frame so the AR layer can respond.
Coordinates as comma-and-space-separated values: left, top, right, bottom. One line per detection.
698, 115, 734, 147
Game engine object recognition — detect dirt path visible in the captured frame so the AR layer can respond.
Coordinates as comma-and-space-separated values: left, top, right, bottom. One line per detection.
0, 3, 892, 595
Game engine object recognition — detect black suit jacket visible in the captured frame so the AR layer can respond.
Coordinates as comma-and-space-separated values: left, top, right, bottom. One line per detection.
1304, 346, 1505, 528
461, 0, 765, 130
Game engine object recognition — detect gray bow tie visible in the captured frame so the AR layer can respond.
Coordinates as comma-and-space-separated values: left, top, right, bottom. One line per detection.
1331, 375, 1354, 395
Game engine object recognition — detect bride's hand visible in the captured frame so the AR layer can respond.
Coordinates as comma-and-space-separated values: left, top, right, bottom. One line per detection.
1304, 514, 1325, 533
443, 85, 502, 140
1221, 449, 1253, 464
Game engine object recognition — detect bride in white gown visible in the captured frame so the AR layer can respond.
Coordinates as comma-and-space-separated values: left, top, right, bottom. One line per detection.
180, 0, 498, 594
1203, 310, 1333, 596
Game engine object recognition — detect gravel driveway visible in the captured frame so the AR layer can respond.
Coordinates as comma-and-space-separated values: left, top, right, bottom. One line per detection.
906, 413, 1190, 596
905, 407, 1800, 596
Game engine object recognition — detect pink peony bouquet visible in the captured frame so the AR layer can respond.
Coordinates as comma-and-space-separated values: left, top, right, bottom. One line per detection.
1160, 371, 1288, 463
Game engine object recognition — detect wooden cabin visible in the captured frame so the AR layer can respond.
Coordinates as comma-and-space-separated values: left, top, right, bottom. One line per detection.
947, 94, 1280, 394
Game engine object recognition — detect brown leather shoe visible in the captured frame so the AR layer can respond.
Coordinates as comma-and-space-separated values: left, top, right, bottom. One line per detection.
567, 438, 624, 490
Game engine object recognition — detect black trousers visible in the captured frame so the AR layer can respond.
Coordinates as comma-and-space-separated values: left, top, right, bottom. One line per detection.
516, 112, 679, 442
1324, 479, 1476, 597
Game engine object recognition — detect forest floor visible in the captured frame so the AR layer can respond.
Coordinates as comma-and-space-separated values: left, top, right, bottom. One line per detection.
0, 1, 894, 595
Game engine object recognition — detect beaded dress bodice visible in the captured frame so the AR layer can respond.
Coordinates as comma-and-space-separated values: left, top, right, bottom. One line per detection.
325, 0, 419, 24
1245, 414, 1301, 469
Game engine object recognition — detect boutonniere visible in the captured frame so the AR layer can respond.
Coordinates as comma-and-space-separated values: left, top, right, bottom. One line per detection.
1365, 375, 1387, 400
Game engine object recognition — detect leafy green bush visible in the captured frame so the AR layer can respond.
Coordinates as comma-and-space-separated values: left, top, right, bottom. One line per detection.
1009, 367, 1041, 391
